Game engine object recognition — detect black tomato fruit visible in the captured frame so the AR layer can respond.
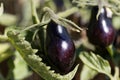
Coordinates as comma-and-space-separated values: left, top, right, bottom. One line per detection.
46, 20, 76, 73
87, 6, 115, 47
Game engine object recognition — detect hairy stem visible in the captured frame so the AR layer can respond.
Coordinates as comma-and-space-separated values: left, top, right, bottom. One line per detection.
57, 7, 79, 18
30, 0, 40, 24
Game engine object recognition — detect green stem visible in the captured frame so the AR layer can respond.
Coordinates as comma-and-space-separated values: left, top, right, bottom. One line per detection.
30, 0, 40, 24
21, 21, 49, 32
59, 18, 83, 31
44, 7, 83, 31
113, 66, 119, 80
57, 7, 79, 18
44, 7, 59, 21
106, 45, 113, 57
107, 74, 114, 80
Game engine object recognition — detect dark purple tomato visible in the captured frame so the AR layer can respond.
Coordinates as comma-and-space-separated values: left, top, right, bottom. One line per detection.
87, 6, 115, 47
46, 20, 76, 73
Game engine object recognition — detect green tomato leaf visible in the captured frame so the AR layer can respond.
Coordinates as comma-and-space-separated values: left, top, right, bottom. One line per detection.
113, 16, 120, 29
0, 43, 10, 54
7, 30, 78, 80
13, 51, 32, 80
79, 52, 111, 76
106, 45, 114, 57
80, 65, 98, 80
0, 43, 14, 63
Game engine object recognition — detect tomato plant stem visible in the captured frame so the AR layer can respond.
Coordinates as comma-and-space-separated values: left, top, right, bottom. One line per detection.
57, 7, 79, 18
30, 0, 40, 24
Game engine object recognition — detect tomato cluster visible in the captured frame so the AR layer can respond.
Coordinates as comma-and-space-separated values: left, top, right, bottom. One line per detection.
45, 6, 115, 74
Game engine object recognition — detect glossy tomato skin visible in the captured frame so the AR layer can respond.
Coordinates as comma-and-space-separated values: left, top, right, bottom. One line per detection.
46, 20, 76, 73
87, 6, 115, 47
